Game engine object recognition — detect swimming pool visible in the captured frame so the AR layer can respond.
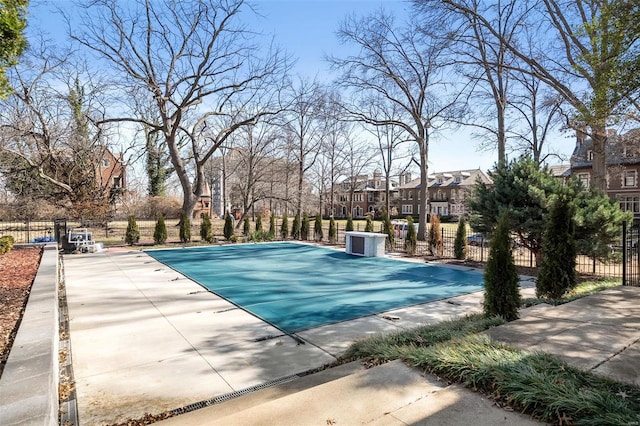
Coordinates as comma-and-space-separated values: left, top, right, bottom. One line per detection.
146, 242, 485, 333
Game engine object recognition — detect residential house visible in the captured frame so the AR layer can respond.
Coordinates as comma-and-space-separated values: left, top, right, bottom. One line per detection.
570, 128, 640, 218
397, 169, 493, 219
331, 170, 399, 218
98, 149, 126, 205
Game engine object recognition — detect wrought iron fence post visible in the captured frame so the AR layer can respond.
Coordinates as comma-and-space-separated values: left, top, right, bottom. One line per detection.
623, 220, 627, 286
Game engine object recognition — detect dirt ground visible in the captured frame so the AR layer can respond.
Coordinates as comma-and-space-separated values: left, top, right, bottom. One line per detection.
0, 247, 42, 377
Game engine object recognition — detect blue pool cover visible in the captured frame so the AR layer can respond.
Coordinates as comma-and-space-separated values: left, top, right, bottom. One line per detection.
146, 242, 485, 333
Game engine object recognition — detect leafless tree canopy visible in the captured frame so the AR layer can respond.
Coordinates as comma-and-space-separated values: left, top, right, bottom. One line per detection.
69, 0, 289, 217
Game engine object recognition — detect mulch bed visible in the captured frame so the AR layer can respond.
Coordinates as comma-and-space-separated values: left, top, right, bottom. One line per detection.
0, 247, 43, 378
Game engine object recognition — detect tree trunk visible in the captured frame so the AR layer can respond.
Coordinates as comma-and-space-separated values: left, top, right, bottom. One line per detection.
417, 137, 428, 241
590, 125, 608, 192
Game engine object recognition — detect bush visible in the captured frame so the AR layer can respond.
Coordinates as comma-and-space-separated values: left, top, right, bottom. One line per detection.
255, 215, 263, 233
200, 213, 214, 243
314, 214, 323, 241
268, 215, 276, 239
125, 215, 140, 245
537, 195, 577, 299
345, 214, 354, 232
383, 213, 394, 251
248, 229, 272, 242
301, 213, 310, 240
280, 213, 289, 239
428, 214, 443, 256
454, 216, 468, 260
329, 216, 337, 244
0, 235, 15, 254
223, 213, 234, 241
365, 215, 374, 232
292, 212, 301, 240
179, 212, 191, 243
404, 215, 417, 255
483, 212, 521, 321
153, 214, 167, 245
243, 216, 250, 236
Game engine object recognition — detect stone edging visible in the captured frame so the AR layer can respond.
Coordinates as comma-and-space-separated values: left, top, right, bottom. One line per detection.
0, 244, 59, 426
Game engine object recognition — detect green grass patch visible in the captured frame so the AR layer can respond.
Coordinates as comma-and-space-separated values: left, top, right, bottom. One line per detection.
522, 278, 620, 307
343, 314, 505, 361
405, 335, 640, 425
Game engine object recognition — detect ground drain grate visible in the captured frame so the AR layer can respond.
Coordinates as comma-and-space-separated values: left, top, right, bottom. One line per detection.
170, 374, 300, 415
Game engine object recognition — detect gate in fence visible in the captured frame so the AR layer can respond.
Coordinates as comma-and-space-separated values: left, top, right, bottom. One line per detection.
622, 221, 640, 286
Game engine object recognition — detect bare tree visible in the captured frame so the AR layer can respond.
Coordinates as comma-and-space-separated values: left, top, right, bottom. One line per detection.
414, 0, 640, 191
69, 0, 288, 217
0, 41, 124, 219
281, 77, 327, 216
329, 10, 465, 240
340, 137, 375, 217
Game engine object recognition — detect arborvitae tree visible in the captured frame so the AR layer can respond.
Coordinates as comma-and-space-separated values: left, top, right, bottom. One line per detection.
153, 214, 168, 245
364, 215, 374, 232
280, 213, 289, 240
255, 215, 263, 233
179, 212, 191, 243
200, 213, 214, 243
483, 212, 521, 321
243, 216, 250, 236
268, 215, 276, 239
292, 212, 301, 240
453, 216, 468, 260
383, 212, 395, 251
223, 213, 234, 241
428, 214, 443, 256
125, 215, 140, 245
301, 213, 310, 240
314, 214, 323, 241
537, 195, 577, 299
345, 214, 354, 231
404, 215, 417, 255
329, 216, 337, 244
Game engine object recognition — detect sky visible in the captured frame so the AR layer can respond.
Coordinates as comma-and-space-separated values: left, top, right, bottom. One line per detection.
26, 0, 577, 174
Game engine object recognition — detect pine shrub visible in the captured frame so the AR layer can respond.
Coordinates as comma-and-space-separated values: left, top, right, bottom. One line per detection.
428, 214, 443, 256
537, 195, 577, 299
483, 212, 521, 321
454, 216, 468, 260
346, 214, 354, 232
125, 215, 140, 245
255, 215, 263, 233
0, 235, 15, 254
243, 216, 250, 236
292, 212, 301, 240
179, 212, 191, 243
200, 213, 214, 243
280, 213, 289, 240
301, 213, 310, 240
383, 212, 395, 251
365, 215, 374, 232
223, 213, 234, 241
314, 214, 323, 241
153, 214, 167, 245
404, 215, 417, 255
329, 216, 337, 244
268, 215, 276, 239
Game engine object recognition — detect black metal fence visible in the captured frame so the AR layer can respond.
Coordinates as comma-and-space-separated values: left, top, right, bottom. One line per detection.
3, 217, 635, 285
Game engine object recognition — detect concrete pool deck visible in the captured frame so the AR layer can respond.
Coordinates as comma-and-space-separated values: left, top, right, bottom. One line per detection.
62, 247, 540, 425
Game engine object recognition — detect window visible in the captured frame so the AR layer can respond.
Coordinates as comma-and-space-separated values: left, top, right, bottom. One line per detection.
380, 193, 385, 202
102, 159, 110, 167
624, 170, 637, 187
454, 176, 461, 183
401, 204, 413, 214
437, 177, 443, 184
577, 173, 590, 189
587, 150, 594, 161
368, 193, 374, 202
113, 176, 121, 188
436, 190, 443, 201
408, 191, 413, 200
339, 195, 348, 202
619, 195, 640, 214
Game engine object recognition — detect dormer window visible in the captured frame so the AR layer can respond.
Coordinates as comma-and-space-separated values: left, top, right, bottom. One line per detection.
454, 176, 462, 184
624, 170, 637, 187
437, 177, 443, 184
